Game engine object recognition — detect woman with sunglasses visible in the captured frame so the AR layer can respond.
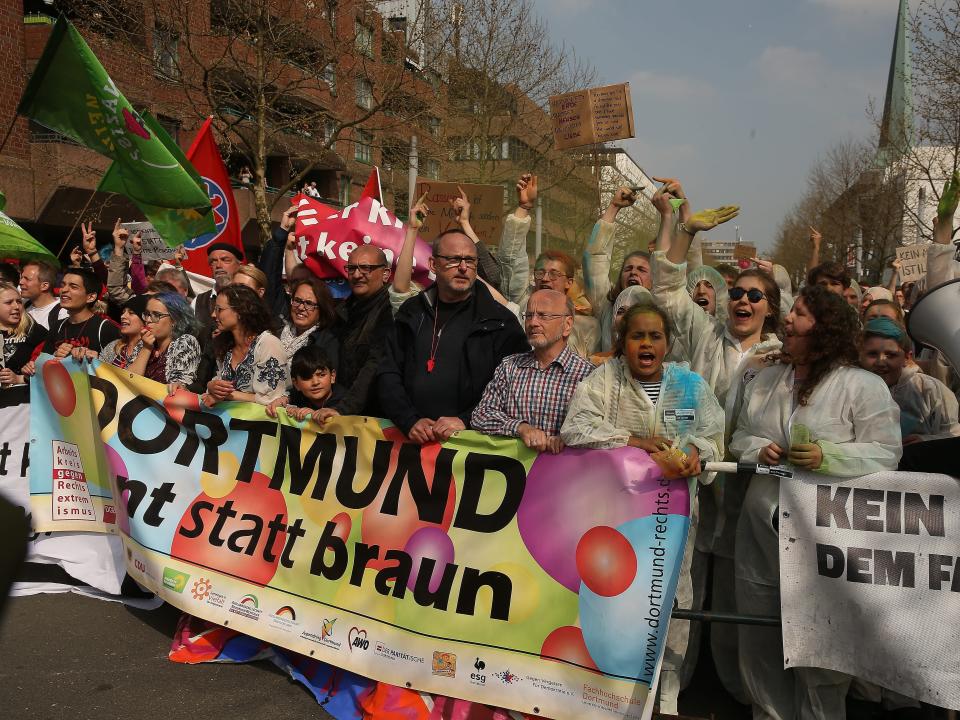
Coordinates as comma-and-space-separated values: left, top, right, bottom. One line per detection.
730, 285, 901, 720
204, 285, 288, 406
650, 179, 782, 703
279, 276, 339, 364
128, 293, 201, 392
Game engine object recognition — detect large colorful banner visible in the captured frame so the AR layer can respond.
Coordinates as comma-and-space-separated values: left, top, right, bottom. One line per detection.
780, 470, 960, 711
28, 355, 691, 719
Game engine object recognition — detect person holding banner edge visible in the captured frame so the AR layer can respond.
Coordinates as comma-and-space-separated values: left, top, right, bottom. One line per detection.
731, 284, 902, 720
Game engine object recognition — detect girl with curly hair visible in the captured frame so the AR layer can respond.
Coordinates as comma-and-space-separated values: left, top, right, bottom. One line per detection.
130, 293, 202, 392
204, 285, 288, 406
730, 284, 902, 720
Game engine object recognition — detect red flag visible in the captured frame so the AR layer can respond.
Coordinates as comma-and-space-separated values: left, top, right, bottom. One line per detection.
180, 117, 244, 276
295, 168, 434, 287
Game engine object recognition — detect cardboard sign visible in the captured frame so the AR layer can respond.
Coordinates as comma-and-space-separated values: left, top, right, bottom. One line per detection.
414, 179, 505, 245
120, 221, 175, 260
733, 244, 757, 261
549, 83, 635, 150
896, 244, 928, 281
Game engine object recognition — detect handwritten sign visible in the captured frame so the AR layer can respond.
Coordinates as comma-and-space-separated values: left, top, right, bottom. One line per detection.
896, 244, 928, 281
733, 244, 757, 261
414, 180, 505, 245
549, 83, 635, 150
120, 221, 175, 260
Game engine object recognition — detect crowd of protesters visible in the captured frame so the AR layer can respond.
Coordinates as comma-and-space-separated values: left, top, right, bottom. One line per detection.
3, 170, 960, 720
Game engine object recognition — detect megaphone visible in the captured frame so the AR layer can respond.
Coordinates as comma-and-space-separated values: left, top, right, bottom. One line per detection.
907, 277, 960, 375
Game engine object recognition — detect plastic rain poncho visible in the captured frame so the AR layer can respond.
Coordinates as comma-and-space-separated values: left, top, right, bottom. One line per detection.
729, 364, 901, 720
892, 365, 960, 440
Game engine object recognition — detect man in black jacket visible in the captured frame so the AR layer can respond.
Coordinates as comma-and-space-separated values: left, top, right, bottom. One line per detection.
377, 230, 529, 444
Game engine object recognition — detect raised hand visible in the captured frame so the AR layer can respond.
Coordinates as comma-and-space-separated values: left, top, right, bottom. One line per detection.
409, 192, 429, 230
938, 170, 960, 222
173, 245, 188, 266
610, 186, 637, 209
80, 222, 98, 257
517, 173, 538, 209
281, 204, 298, 231
809, 226, 822, 247
451, 185, 471, 226
687, 205, 739, 233
69, 246, 84, 266
112, 218, 128, 254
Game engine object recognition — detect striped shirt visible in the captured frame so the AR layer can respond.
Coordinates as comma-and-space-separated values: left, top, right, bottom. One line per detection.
639, 381, 662, 406
470, 346, 595, 436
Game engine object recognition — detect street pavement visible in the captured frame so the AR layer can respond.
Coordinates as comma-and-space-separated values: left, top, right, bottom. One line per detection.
0, 593, 335, 720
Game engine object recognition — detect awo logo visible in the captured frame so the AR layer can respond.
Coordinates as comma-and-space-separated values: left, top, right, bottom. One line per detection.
186, 177, 229, 249
348, 627, 369, 653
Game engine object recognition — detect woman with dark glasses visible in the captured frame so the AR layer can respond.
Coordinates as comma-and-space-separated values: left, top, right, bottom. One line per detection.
649, 178, 783, 706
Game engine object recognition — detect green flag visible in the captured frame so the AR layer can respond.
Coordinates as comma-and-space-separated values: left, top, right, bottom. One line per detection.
0, 192, 59, 266
100, 112, 215, 246
17, 19, 212, 230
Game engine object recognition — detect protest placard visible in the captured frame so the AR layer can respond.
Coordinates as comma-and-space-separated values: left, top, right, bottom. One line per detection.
549, 83, 635, 150
28, 355, 692, 720
121, 221, 175, 260
896, 243, 929, 281
414, 179, 505, 245
780, 470, 960, 710
733, 244, 757, 261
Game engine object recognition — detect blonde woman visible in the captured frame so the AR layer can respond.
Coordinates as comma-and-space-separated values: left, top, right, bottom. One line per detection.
0, 281, 47, 386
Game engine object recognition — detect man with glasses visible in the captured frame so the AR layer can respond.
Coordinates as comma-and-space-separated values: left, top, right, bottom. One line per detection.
378, 229, 528, 444
316, 245, 395, 419
471, 289, 593, 452
497, 174, 600, 357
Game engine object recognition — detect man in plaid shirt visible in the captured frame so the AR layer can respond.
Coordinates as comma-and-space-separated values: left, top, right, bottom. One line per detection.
471, 289, 594, 453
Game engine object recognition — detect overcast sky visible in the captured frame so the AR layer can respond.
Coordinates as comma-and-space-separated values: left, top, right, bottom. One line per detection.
531, 0, 905, 250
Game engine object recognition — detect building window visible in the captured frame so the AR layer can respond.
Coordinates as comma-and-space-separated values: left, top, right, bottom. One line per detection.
322, 63, 336, 93
157, 115, 180, 144
422, 159, 440, 180
354, 130, 373, 164
355, 78, 374, 110
153, 25, 180, 80
428, 116, 440, 137
322, 119, 337, 146
355, 21, 374, 57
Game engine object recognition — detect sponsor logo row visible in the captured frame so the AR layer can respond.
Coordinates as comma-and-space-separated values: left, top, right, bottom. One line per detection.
160, 569, 574, 695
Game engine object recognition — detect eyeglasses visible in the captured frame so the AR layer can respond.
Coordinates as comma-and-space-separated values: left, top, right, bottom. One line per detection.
141, 310, 171, 322
433, 254, 478, 269
345, 263, 387, 275
523, 311, 570, 322
728, 287, 766, 303
291, 296, 320, 310
533, 269, 571, 281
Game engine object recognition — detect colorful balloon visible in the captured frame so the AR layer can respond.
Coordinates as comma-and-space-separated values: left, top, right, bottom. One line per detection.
517, 446, 686, 592
539, 625, 599, 672
403, 526, 455, 593
43, 360, 76, 417
575, 526, 637, 597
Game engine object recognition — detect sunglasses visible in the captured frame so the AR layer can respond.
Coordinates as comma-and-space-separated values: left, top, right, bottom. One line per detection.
728, 287, 766, 303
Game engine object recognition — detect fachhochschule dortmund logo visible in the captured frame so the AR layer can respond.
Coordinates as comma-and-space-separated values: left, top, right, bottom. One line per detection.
185, 176, 228, 249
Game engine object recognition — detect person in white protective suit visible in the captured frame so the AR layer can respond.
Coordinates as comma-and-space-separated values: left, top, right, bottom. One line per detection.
561, 302, 725, 716
497, 173, 601, 357
588, 284, 652, 366
859, 317, 960, 443
730, 285, 902, 720
648, 179, 781, 700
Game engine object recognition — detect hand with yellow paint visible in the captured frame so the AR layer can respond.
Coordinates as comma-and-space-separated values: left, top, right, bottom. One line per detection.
687, 205, 739, 233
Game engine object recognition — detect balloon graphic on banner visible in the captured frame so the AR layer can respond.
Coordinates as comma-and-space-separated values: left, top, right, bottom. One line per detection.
172, 471, 288, 586
403, 526, 455, 593
43, 360, 76, 417
576, 526, 637, 597
517, 446, 684, 592
540, 625, 599, 671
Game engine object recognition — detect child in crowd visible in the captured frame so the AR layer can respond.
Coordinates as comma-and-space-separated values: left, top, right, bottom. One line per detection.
266, 346, 343, 422
859, 317, 959, 443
